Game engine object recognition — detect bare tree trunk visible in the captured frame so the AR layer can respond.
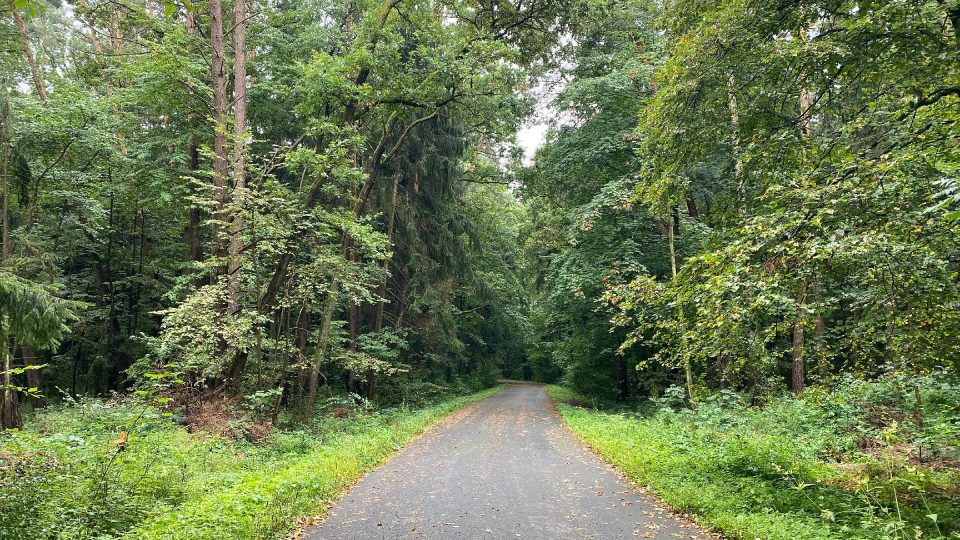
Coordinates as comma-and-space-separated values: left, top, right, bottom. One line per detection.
685, 194, 699, 220
6, 0, 48, 102
227, 0, 248, 315
616, 355, 629, 402
209, 0, 230, 274
1, 91, 10, 260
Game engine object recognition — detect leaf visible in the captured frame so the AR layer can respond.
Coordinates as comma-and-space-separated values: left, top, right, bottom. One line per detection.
109, 431, 129, 447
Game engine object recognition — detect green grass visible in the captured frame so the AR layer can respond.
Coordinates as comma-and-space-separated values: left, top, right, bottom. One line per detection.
0, 385, 503, 540
547, 384, 960, 540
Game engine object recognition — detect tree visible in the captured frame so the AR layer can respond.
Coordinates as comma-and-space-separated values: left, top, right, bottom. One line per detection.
0, 270, 76, 429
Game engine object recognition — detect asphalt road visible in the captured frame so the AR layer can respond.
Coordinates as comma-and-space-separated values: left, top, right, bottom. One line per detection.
305, 383, 712, 539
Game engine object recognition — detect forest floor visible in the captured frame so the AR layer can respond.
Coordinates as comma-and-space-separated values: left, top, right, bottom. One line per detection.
306, 383, 711, 539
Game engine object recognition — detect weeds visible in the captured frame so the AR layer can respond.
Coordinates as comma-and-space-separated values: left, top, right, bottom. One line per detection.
548, 375, 960, 540
0, 386, 502, 540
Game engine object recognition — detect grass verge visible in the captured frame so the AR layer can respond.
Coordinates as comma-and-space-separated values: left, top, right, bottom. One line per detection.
1, 385, 503, 540
547, 385, 959, 540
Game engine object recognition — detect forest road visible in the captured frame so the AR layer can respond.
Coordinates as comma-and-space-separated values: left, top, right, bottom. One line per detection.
304, 383, 713, 539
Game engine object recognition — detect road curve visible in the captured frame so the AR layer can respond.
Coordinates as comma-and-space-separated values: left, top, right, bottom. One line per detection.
305, 383, 712, 539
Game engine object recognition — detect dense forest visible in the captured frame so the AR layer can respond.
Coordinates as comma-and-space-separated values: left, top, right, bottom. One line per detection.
1, 0, 959, 538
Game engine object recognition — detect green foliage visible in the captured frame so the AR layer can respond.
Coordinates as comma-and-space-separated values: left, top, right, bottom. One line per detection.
0, 386, 502, 540
551, 376, 960, 539
0, 270, 78, 349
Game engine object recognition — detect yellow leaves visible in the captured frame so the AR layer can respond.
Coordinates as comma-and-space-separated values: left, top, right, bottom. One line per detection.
109, 431, 129, 449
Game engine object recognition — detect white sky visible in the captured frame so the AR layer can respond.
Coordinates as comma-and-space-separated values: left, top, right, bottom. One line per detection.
516, 122, 549, 164
513, 64, 571, 164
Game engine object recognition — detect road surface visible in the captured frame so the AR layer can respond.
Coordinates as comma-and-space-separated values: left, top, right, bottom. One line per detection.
306, 383, 712, 539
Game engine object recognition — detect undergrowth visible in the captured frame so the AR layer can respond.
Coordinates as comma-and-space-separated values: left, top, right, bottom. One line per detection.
548, 374, 960, 540
0, 385, 502, 540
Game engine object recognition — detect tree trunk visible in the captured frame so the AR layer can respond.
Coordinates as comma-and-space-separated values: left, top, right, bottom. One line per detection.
1, 91, 10, 260
305, 282, 339, 422
366, 172, 400, 399
6, 0, 48, 102
20, 345, 43, 408
347, 241, 359, 394
616, 355, 629, 402
792, 279, 808, 394
185, 139, 204, 263
227, 0, 248, 315
813, 277, 825, 367
209, 0, 230, 273
294, 305, 309, 397
796, 39, 821, 390
726, 72, 743, 210
685, 194, 699, 220
656, 215, 695, 407
913, 384, 924, 431
0, 326, 21, 430
373, 171, 400, 333
183, 9, 203, 267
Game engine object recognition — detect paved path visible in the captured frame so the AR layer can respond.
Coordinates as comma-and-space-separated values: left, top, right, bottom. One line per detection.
306, 383, 712, 539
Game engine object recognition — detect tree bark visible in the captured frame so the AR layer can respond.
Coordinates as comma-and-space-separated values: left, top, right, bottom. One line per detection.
227, 0, 249, 315
184, 8, 203, 267
209, 0, 230, 273
1, 91, 10, 260
913, 384, 924, 431
0, 325, 21, 430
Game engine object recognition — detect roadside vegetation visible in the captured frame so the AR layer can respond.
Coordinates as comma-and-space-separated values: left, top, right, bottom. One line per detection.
1, 0, 544, 537
549, 382, 960, 539
522, 1, 960, 538
4, 0, 960, 538
1, 385, 500, 539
